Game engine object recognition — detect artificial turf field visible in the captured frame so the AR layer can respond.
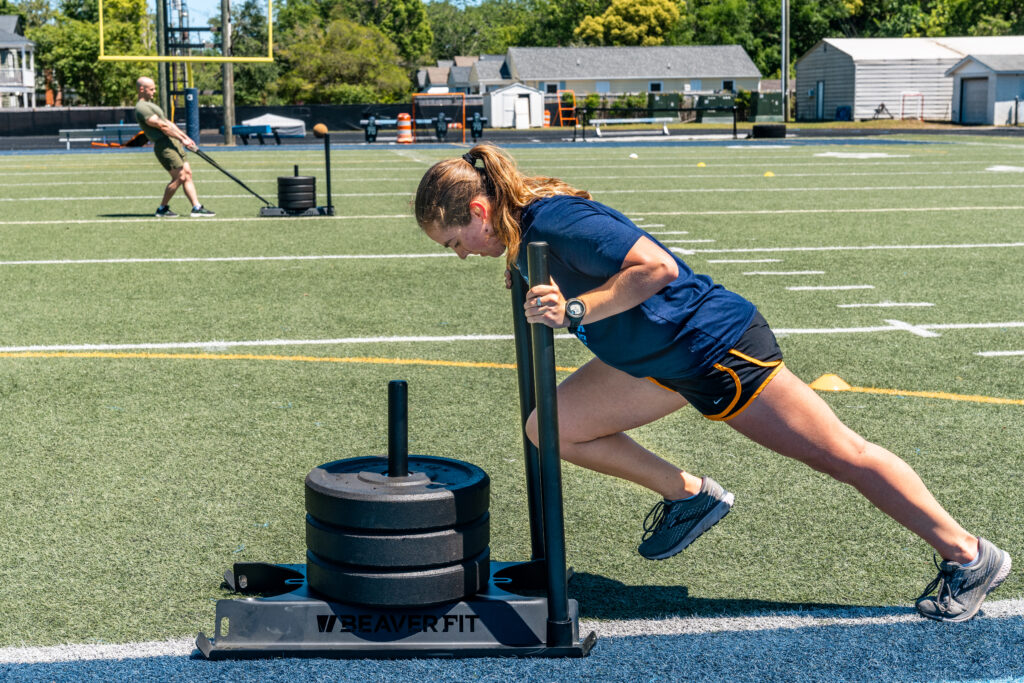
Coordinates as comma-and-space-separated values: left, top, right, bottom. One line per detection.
0, 135, 1022, 649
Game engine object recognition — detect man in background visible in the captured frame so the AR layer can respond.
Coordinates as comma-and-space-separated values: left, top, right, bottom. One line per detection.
134, 76, 215, 217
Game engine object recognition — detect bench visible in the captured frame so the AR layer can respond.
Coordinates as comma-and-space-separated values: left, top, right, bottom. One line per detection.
592, 117, 675, 137
95, 123, 143, 145
58, 125, 144, 149
231, 124, 281, 145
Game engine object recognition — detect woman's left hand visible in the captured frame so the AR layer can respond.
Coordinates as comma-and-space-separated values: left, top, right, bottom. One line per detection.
525, 280, 567, 328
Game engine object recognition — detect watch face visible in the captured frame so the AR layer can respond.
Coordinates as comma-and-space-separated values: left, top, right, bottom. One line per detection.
566, 300, 585, 318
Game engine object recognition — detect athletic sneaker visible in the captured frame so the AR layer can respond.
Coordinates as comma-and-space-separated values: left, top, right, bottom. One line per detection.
638, 476, 734, 560
915, 538, 1012, 622
155, 206, 179, 217
190, 205, 216, 217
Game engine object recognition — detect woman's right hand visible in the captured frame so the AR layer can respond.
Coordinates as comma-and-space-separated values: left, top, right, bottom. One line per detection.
505, 268, 512, 289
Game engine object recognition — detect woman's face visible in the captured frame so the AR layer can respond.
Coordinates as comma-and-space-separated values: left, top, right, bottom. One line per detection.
426, 198, 506, 259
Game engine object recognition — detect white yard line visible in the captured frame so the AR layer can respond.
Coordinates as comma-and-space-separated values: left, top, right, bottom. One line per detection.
3, 321, 1023, 353
636, 206, 1024, 217
0, 215, 410, 226
977, 350, 1024, 357
883, 319, 942, 338
744, 270, 824, 275
838, 302, 935, 308
6, 185, 1024, 203
707, 259, 782, 263
672, 242, 1024, 255
660, 239, 716, 244
648, 231, 689, 235
786, 285, 874, 291
0, 253, 455, 267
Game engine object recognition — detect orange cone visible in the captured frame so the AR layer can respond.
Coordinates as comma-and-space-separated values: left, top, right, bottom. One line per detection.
397, 113, 413, 144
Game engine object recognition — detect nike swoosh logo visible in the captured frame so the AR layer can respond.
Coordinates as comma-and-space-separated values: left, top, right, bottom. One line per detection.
713, 397, 724, 405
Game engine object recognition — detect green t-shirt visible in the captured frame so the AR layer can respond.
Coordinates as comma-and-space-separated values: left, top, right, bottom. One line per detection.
135, 99, 169, 144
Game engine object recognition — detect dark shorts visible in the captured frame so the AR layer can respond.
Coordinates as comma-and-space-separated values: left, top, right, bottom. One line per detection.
154, 138, 186, 171
648, 311, 784, 421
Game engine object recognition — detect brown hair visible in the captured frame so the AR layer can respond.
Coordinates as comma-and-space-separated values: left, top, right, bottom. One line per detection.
414, 143, 591, 266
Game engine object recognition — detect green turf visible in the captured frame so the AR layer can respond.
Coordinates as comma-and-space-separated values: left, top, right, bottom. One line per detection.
0, 137, 1022, 645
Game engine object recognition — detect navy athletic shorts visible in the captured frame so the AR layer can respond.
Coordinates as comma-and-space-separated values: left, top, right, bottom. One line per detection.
648, 311, 784, 421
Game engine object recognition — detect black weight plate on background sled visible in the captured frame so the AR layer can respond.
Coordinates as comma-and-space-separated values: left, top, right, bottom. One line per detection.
306, 512, 489, 568
305, 455, 489, 531
278, 189, 316, 201
277, 176, 316, 187
280, 197, 316, 209
752, 123, 786, 139
306, 547, 490, 607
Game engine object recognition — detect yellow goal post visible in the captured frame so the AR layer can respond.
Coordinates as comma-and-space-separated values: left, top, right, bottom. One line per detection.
98, 0, 275, 63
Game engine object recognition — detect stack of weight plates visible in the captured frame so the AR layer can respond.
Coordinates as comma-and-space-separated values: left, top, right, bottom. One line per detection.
277, 176, 316, 212
304, 455, 491, 607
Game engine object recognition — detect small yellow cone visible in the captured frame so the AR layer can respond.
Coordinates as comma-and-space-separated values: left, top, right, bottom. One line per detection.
763, 171, 775, 177
809, 374, 852, 391
697, 162, 706, 167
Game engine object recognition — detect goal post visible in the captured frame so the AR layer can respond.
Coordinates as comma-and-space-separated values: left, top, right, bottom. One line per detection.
900, 92, 924, 121
97, 0, 275, 63
411, 93, 466, 143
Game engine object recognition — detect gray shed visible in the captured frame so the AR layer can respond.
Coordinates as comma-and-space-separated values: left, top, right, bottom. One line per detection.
946, 55, 1024, 125
796, 36, 1024, 121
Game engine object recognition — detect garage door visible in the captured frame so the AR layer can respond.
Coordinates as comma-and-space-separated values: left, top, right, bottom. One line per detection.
961, 78, 988, 124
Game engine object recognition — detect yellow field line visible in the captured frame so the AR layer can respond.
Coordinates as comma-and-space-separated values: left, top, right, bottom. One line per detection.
1, 352, 1018, 406
0, 350, 579, 373
809, 373, 1023, 406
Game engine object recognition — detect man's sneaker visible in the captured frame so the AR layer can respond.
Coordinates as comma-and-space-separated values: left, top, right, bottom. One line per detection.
155, 206, 179, 217
915, 538, 1012, 622
190, 205, 216, 217
638, 476, 734, 560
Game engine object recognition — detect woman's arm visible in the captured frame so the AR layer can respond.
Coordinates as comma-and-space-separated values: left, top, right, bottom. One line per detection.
525, 236, 678, 328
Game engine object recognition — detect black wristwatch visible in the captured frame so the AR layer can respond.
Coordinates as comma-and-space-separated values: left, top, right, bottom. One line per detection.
564, 298, 586, 334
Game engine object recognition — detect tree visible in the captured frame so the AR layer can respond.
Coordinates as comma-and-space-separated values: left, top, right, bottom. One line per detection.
519, 0, 610, 46
340, 0, 433, 67
27, 0, 152, 105
228, 0, 281, 104
274, 18, 410, 103
575, 0, 682, 46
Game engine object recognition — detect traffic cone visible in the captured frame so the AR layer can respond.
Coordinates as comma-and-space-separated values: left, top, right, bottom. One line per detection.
397, 113, 413, 144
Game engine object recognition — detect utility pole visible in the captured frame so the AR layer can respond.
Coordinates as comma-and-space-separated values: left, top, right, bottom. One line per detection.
156, 0, 170, 116
221, 0, 235, 145
781, 0, 789, 123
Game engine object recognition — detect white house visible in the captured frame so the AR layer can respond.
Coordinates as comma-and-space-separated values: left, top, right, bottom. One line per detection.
0, 15, 35, 108
482, 83, 544, 128
946, 55, 1024, 125
795, 36, 1024, 121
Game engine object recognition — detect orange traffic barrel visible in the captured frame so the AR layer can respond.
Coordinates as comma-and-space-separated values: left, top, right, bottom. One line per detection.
543, 110, 551, 127
397, 113, 413, 144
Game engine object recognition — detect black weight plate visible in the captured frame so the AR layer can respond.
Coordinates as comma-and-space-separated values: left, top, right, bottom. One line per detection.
277, 176, 316, 187
306, 547, 490, 607
305, 455, 489, 531
306, 512, 489, 568
280, 198, 316, 209
278, 189, 316, 200
278, 194, 316, 204
752, 123, 786, 139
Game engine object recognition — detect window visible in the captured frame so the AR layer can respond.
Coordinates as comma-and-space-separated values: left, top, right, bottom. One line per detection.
723, 80, 735, 92
690, 79, 701, 91
546, 83, 558, 94
595, 81, 611, 93
649, 81, 662, 92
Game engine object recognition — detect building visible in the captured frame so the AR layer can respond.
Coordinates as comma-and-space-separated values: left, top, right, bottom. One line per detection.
504, 45, 760, 95
945, 55, 1024, 125
417, 46, 761, 96
795, 36, 1024, 122
0, 15, 35, 108
482, 83, 544, 128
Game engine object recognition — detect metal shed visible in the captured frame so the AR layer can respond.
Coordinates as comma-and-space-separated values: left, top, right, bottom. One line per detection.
483, 83, 544, 129
946, 55, 1024, 125
795, 36, 1024, 121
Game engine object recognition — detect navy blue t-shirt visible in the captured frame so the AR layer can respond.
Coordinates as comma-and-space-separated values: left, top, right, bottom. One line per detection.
516, 195, 756, 380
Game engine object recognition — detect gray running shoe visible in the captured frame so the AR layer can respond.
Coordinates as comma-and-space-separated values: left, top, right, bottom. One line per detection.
190, 205, 216, 217
638, 476, 734, 560
915, 538, 1012, 622
155, 206, 178, 217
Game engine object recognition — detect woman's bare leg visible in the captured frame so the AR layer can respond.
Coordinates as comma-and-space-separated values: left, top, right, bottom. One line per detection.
727, 367, 977, 562
524, 357, 699, 500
